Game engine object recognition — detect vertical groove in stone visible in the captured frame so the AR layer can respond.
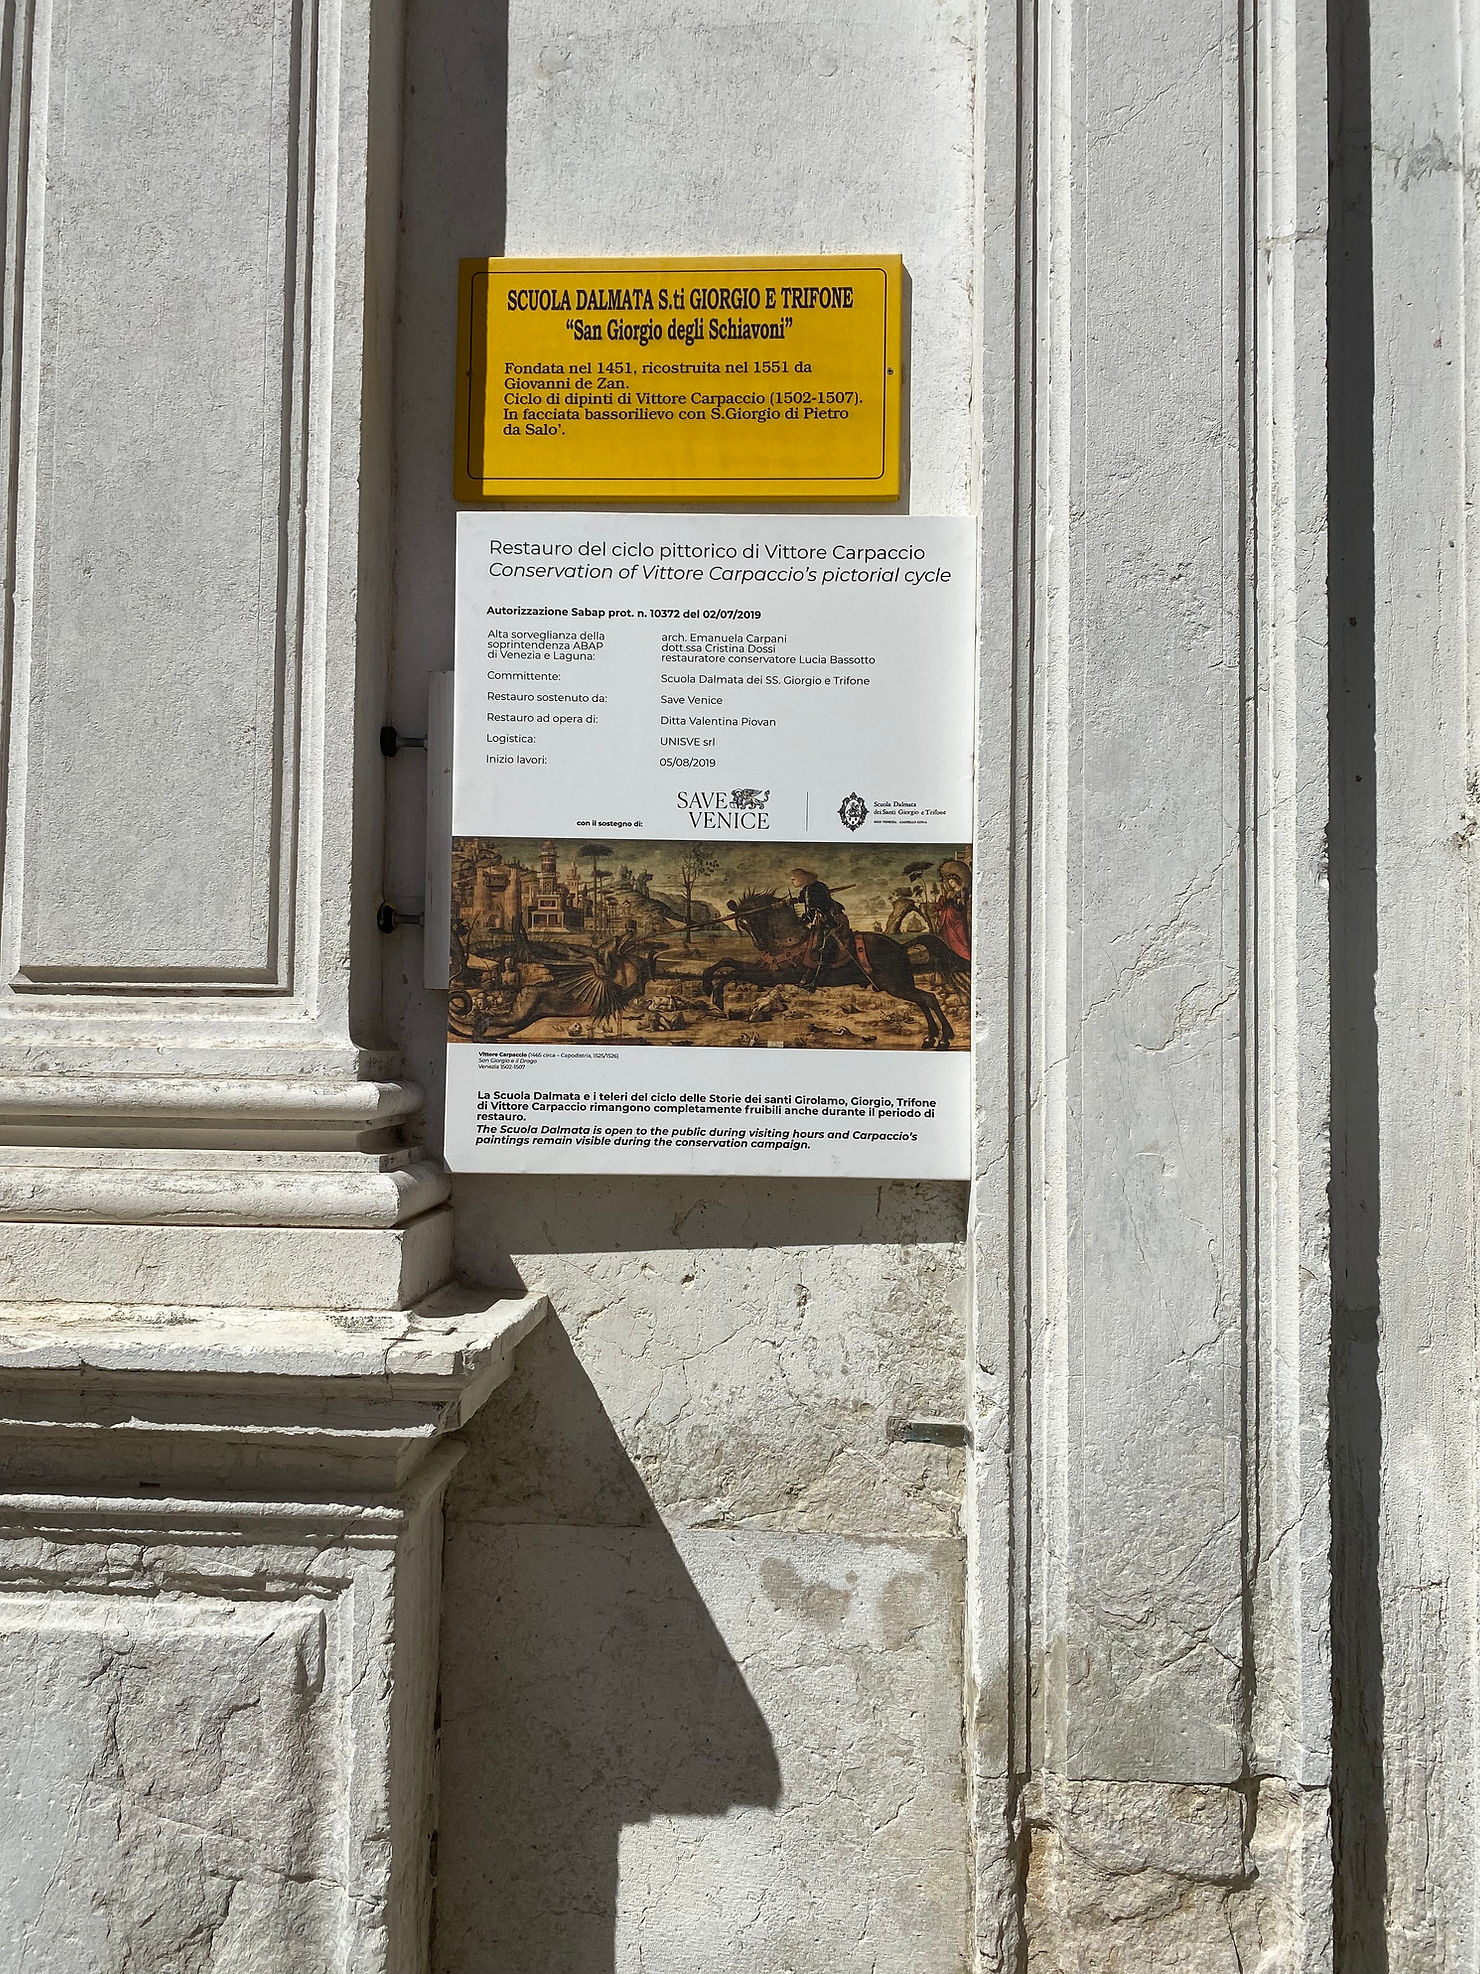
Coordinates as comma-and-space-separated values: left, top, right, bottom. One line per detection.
1327, 0, 1387, 1961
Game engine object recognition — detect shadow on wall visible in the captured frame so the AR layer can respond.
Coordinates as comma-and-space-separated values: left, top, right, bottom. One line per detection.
452, 1173, 971, 1287
433, 1318, 783, 1974
1328, 0, 1387, 1962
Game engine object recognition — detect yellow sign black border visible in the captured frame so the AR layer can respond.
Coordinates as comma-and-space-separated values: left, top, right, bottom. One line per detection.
455, 255, 902, 503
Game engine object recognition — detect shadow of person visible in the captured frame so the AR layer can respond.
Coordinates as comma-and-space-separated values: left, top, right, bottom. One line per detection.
433, 1317, 782, 1974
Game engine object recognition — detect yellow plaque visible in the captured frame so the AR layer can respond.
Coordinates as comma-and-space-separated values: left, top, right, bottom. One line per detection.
455, 255, 901, 502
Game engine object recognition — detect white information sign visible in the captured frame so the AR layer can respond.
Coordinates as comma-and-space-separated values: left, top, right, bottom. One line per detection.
445, 512, 975, 1177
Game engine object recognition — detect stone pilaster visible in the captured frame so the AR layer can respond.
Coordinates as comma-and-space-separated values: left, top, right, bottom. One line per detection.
0, 5, 522, 1967
969, 0, 1333, 1962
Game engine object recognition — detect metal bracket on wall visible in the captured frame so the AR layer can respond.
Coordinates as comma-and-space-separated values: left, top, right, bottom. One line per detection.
376, 903, 425, 933
885, 1417, 973, 1449
380, 725, 427, 757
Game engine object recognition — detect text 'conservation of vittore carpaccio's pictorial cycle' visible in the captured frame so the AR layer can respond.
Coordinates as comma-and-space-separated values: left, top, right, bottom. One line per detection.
444, 259, 975, 1177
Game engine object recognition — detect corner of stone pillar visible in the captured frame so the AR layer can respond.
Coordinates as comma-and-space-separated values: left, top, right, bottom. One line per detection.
0, 1287, 549, 1970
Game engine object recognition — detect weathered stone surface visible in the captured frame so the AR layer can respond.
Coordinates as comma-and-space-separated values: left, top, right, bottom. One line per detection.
450, 1181, 968, 1535
0, 0, 1354, 1965
0, 1293, 546, 1973
1, 1592, 345, 1971
0, 1209, 452, 1313
1023, 1780, 1330, 1974
0, 1148, 450, 1228
437, 1524, 968, 1974
440, 1192, 972, 1970
1353, 1, 1480, 1966
0, 1509, 413, 1974
0, 1285, 545, 1387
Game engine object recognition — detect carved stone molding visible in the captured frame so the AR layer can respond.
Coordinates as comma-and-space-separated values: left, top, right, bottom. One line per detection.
0, 0, 409, 1114
0, 1147, 451, 1226
969, 0, 1331, 1961
0, 1289, 548, 1973
0, 0, 427, 1293
0, 1077, 425, 1150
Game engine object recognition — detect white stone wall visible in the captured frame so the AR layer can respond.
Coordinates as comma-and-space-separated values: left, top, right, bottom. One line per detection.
388, 3, 1333, 1970
388, 9, 985, 1966
0, 0, 1471, 1965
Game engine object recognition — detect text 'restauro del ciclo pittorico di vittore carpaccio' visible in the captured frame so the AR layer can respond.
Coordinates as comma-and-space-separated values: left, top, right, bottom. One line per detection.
443, 512, 975, 1178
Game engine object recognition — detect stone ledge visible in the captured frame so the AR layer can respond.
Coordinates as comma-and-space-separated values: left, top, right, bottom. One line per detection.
0, 1146, 451, 1227
0, 1206, 454, 1310
0, 1074, 425, 1152
0, 1283, 548, 1393
0, 1286, 551, 1497
0, 1438, 471, 1542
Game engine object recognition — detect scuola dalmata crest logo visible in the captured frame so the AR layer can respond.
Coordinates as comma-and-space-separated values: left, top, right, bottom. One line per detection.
837, 791, 868, 832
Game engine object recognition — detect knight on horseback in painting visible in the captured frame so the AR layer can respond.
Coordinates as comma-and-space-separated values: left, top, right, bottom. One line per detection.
788, 866, 879, 991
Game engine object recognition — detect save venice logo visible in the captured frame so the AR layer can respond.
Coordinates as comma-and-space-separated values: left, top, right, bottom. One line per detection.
677, 788, 771, 831
838, 792, 868, 832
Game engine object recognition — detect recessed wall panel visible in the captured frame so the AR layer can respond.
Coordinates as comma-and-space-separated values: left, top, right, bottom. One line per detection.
12, 0, 301, 987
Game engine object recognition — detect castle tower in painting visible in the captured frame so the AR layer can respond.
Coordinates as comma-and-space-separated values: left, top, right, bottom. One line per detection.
471, 850, 507, 929
526, 838, 583, 932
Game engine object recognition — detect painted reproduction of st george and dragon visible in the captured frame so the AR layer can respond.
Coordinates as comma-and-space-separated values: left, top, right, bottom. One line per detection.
448, 837, 972, 1052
